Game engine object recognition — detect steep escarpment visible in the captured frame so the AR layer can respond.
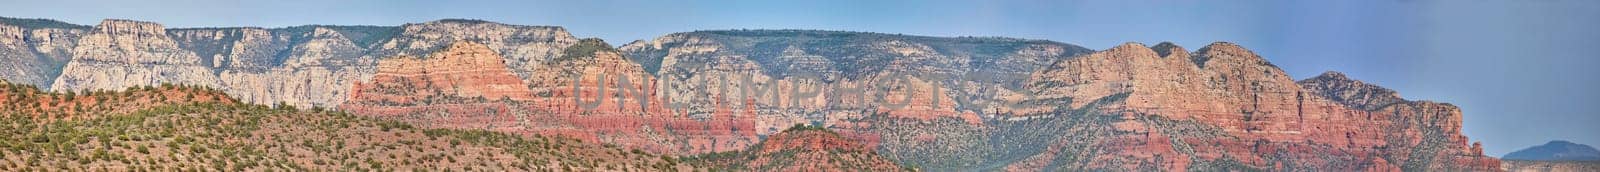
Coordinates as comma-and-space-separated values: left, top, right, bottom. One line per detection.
525, 38, 760, 154
50, 19, 224, 92
346, 39, 762, 155
8, 17, 580, 108
621, 30, 1093, 142
687, 125, 909, 171
839, 42, 1499, 171
341, 41, 536, 129
38, 18, 384, 108
0, 17, 1505, 171
0, 18, 86, 89
374, 19, 578, 83
938, 42, 1500, 171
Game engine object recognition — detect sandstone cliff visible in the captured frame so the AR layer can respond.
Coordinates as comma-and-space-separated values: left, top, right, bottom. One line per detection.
0, 18, 85, 89
809, 42, 1499, 171
621, 30, 1093, 141
50, 19, 224, 92
4, 17, 579, 108
0, 17, 1506, 171
345, 39, 763, 155
341, 41, 537, 129
954, 42, 1499, 171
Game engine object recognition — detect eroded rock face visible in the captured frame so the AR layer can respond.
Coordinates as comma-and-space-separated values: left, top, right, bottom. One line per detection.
374, 19, 579, 83
620, 32, 1498, 171
51, 19, 224, 92
1297, 71, 1406, 110
621, 30, 1092, 143
346, 42, 534, 105
0, 18, 85, 90
344, 40, 762, 155
12, 18, 578, 108
0, 17, 1503, 171
341, 41, 537, 135
967, 42, 1500, 171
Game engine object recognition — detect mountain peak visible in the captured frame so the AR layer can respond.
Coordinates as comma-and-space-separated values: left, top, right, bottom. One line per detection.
1190, 42, 1264, 68
1201, 41, 1246, 51
1505, 140, 1600, 161
1151, 41, 1186, 58
1297, 71, 1406, 110
1195, 42, 1256, 58
1312, 71, 1352, 82
1107, 42, 1156, 53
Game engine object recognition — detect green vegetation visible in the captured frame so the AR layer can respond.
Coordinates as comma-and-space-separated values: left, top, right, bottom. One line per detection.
783, 123, 829, 132
685, 125, 912, 171
556, 38, 617, 63
0, 17, 91, 29
0, 81, 694, 171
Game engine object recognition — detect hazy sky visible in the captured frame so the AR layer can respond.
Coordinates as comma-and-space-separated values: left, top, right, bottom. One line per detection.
3, 0, 1596, 156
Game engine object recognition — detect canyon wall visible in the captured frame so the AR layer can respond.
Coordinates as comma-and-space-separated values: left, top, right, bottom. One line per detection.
3, 18, 577, 108
0, 17, 1501, 171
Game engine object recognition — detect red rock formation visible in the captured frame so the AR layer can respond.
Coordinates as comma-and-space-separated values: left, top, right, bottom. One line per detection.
1008, 42, 1500, 171
341, 41, 536, 135
336, 34, 1500, 171
344, 39, 761, 155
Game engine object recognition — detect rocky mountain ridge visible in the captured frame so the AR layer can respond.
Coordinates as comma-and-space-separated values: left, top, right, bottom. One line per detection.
1504, 140, 1600, 161
0, 16, 1502, 171
1, 17, 575, 108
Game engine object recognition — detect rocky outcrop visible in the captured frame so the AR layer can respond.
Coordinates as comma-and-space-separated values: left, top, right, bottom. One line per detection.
4, 17, 580, 108
621, 30, 1092, 139
829, 42, 1500, 171
210, 26, 378, 108
0, 17, 1505, 171
1297, 71, 1406, 110
948, 42, 1500, 171
374, 19, 578, 83
341, 41, 534, 126
50, 19, 224, 92
343, 41, 534, 107
346, 39, 763, 155
0, 18, 85, 89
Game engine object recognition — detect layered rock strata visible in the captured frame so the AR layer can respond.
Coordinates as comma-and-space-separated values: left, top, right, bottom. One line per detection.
5, 17, 578, 108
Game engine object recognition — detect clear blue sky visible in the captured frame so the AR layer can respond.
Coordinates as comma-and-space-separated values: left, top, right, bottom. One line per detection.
3, 0, 1596, 156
